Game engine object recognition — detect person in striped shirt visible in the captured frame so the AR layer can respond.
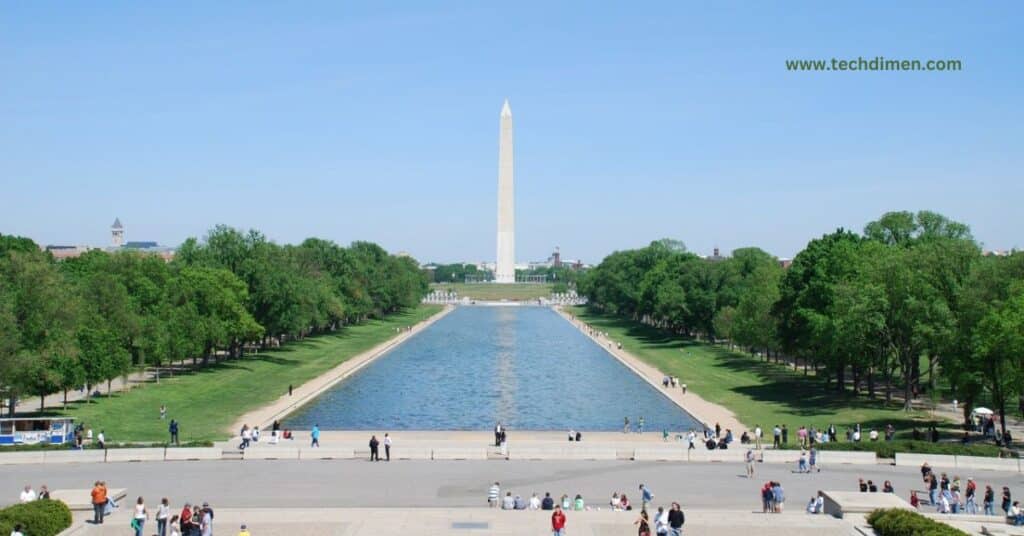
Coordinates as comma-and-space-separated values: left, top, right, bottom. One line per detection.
488, 482, 500, 508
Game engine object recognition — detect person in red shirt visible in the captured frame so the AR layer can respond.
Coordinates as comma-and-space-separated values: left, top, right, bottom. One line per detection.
179, 502, 193, 536
551, 505, 567, 536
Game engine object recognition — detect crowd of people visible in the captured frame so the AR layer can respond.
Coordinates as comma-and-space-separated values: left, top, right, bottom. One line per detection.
89, 481, 227, 536
913, 463, 1023, 524
485, 482, 686, 535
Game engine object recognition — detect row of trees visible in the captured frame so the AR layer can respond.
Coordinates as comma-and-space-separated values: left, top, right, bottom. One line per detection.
579, 212, 1024, 436
0, 227, 429, 415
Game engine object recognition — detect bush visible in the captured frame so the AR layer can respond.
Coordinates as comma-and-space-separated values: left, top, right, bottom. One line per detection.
2, 439, 214, 452
867, 508, 968, 536
816, 440, 1007, 459
0, 500, 73, 536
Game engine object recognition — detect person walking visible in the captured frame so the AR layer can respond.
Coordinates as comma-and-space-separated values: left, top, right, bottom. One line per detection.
494, 422, 503, 446
97, 430, 106, 449
773, 425, 781, 449
200, 503, 213, 536
551, 505, 567, 536
668, 502, 685, 536
634, 509, 651, 536
624, 417, 631, 434
639, 484, 654, 510
311, 424, 320, 448
984, 485, 995, 515
754, 425, 762, 449
169, 419, 179, 446
91, 481, 107, 525
746, 449, 756, 478
132, 497, 148, 536
383, 433, 392, 461
655, 506, 669, 536
369, 435, 380, 461
638, 416, 645, 434
156, 497, 171, 536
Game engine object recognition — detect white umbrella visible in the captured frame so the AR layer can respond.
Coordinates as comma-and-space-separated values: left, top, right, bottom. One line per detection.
971, 407, 994, 416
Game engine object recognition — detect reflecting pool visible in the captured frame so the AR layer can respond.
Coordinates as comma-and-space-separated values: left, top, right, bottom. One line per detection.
285, 306, 700, 431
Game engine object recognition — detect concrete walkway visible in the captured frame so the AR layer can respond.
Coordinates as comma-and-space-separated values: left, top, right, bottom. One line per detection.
63, 507, 861, 536
555, 307, 746, 435
231, 305, 454, 432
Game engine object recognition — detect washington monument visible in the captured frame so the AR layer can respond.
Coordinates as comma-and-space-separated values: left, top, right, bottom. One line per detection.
495, 98, 516, 283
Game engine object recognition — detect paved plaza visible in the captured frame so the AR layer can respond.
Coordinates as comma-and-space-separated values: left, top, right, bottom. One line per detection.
5, 458, 1024, 535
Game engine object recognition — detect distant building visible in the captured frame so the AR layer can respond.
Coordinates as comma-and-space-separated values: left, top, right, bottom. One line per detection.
703, 247, 727, 262
779, 258, 793, 269
44, 245, 93, 260
111, 218, 125, 248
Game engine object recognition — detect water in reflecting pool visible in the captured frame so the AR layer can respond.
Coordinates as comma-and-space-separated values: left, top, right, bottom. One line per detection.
285, 306, 700, 431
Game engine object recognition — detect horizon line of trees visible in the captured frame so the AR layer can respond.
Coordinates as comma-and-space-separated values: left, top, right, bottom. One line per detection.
578, 211, 1024, 438
0, 225, 429, 416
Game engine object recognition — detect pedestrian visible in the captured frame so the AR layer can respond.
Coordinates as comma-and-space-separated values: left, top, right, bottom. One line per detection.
10, 524, 23, 536
634, 509, 651, 536
169, 419, 179, 446
782, 424, 788, 445
169, 516, 181, 536
746, 449, 756, 478
91, 481, 107, 524
984, 485, 995, 515
681, 383, 687, 395
624, 417, 631, 433
288, 384, 293, 396
382, 433, 392, 461
97, 430, 106, 449
488, 482, 500, 508
369, 435, 379, 461
200, 503, 213, 536
754, 425, 762, 449
132, 496, 148, 536
1002, 486, 1012, 516
494, 422, 503, 446
551, 504, 567, 536
639, 484, 654, 510
238, 523, 251, 536
772, 482, 785, 513
311, 424, 320, 448
773, 425, 781, 449
715, 422, 721, 438
668, 502, 685, 536
160, 405, 167, 420
655, 506, 669, 535
180, 503, 193, 536
157, 497, 171, 536
638, 416, 645, 434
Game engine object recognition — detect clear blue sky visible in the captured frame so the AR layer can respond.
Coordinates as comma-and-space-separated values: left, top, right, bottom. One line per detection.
3, 2, 1021, 263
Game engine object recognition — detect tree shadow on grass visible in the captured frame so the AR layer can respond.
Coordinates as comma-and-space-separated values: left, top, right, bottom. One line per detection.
578, 310, 936, 431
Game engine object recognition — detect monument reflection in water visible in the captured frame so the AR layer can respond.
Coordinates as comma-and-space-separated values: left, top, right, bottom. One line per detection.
285, 306, 701, 431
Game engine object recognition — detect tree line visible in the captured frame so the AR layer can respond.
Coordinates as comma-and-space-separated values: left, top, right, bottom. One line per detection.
578, 212, 1024, 436
0, 225, 429, 415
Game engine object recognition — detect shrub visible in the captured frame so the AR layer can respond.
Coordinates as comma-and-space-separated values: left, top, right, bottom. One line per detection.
867, 508, 968, 536
0, 500, 73, 536
816, 440, 1007, 459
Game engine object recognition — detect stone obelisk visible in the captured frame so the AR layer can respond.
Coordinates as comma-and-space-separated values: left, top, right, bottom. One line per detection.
495, 99, 516, 284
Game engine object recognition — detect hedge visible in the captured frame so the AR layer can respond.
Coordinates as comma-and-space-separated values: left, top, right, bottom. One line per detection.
0, 500, 73, 536
867, 508, 968, 536
816, 440, 1008, 459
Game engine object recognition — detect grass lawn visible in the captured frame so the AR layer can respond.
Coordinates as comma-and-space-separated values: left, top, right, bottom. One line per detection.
55, 305, 442, 443
431, 282, 553, 301
570, 307, 946, 438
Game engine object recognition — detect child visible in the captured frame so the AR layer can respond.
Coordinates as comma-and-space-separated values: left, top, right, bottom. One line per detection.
238, 523, 251, 536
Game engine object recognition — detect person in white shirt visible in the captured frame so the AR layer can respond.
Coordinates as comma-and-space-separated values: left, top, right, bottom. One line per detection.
19, 485, 36, 503
529, 493, 541, 510
156, 497, 171, 536
655, 506, 670, 535
97, 430, 106, 449
754, 426, 763, 449
869, 429, 879, 441
383, 433, 392, 461
10, 523, 24, 536
501, 492, 515, 510
133, 496, 148, 536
